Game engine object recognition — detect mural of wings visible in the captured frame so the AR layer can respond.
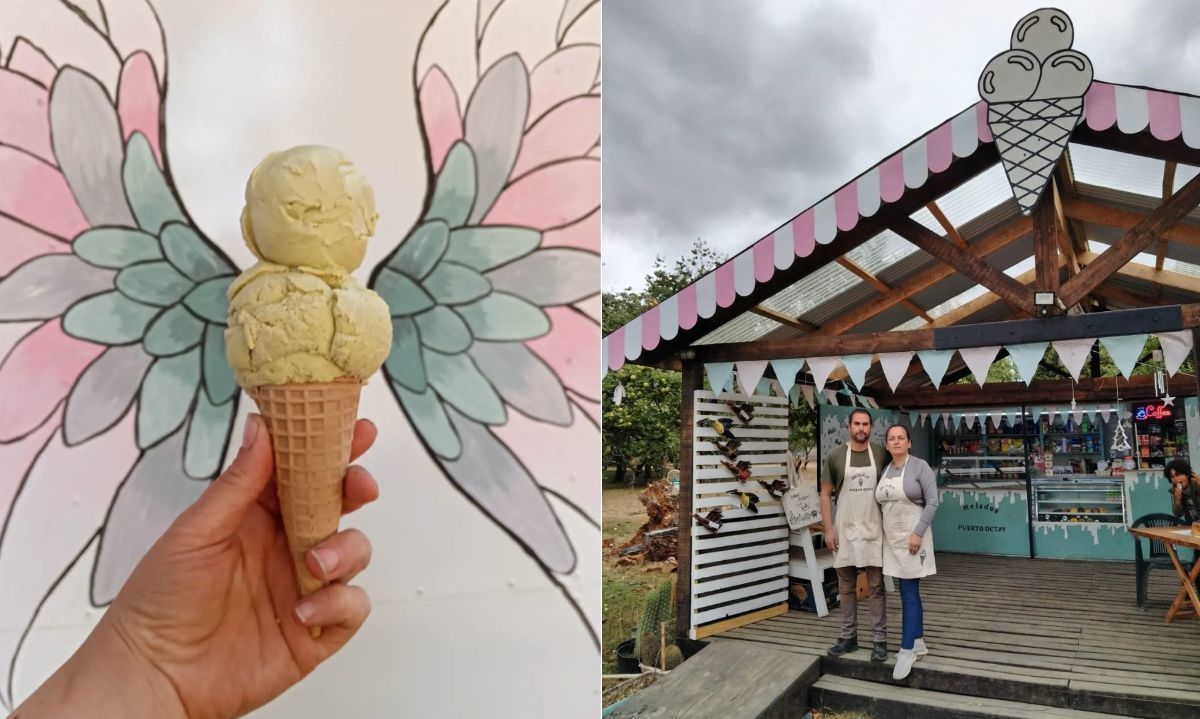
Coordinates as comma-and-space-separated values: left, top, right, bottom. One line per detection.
372, 0, 601, 643
0, 0, 599, 710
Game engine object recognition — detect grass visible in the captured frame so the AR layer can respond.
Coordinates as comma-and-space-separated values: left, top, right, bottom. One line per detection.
602, 485, 666, 674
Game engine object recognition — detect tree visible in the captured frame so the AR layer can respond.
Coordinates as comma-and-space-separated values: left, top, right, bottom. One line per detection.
602, 239, 726, 484
788, 398, 818, 470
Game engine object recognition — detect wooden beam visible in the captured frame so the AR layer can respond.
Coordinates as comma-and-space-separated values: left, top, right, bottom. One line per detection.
836, 257, 933, 322
1058, 171, 1200, 308
693, 303, 1198, 362
675, 360, 701, 640
1078, 250, 1200, 296
1091, 282, 1162, 309
1062, 198, 1200, 247
748, 305, 819, 332
1034, 181, 1061, 295
891, 216, 1032, 313
926, 201, 968, 248
816, 216, 1033, 336
926, 261, 1063, 329
1051, 179, 1079, 276
1157, 161, 1178, 271
881, 374, 1196, 408
1055, 148, 1091, 259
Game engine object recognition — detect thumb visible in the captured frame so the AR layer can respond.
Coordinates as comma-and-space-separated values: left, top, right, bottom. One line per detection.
178, 414, 274, 539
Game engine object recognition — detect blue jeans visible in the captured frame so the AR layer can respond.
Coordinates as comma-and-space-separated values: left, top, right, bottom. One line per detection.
898, 578, 923, 650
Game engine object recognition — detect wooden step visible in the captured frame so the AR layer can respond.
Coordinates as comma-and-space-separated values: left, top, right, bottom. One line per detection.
813, 675, 1135, 719
606, 641, 819, 719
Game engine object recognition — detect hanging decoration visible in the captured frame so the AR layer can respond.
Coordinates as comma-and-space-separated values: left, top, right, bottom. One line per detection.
722, 459, 752, 482
735, 360, 769, 397
704, 362, 735, 394
771, 359, 805, 389
1155, 330, 1194, 377
800, 384, 816, 410
613, 382, 625, 406
1007, 342, 1049, 386
758, 479, 787, 500
726, 489, 760, 514
694, 509, 724, 533
959, 345, 1001, 387
916, 349, 955, 389
1051, 338, 1095, 381
1111, 377, 1132, 455
1100, 334, 1148, 379
806, 357, 841, 391
842, 354, 873, 390
727, 402, 755, 424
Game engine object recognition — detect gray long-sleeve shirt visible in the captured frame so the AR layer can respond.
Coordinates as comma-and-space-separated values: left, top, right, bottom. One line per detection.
880, 456, 939, 536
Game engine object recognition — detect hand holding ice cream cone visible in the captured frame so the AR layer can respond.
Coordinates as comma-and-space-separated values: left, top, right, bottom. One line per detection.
226, 146, 392, 633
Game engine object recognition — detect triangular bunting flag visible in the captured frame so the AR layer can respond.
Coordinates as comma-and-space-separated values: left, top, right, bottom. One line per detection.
917, 349, 955, 389
842, 354, 873, 390
959, 346, 1000, 387
800, 384, 816, 409
1100, 334, 1148, 379
770, 379, 786, 398
878, 351, 915, 393
806, 357, 840, 391
1154, 331, 1194, 377
918, 412, 927, 427
705, 362, 735, 394
1006, 342, 1049, 386
952, 412, 963, 429
736, 360, 769, 396
771, 359, 805, 388
824, 388, 840, 405
848, 394, 859, 407
788, 383, 801, 408
1051, 338, 1094, 381
756, 378, 774, 396
1007, 410, 1019, 428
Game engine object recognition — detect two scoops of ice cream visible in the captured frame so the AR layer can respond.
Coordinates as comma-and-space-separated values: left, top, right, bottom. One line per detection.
978, 8, 1094, 216
225, 146, 392, 622
226, 145, 391, 388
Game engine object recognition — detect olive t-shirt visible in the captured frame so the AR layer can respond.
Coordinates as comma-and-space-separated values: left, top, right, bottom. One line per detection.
820, 443, 889, 498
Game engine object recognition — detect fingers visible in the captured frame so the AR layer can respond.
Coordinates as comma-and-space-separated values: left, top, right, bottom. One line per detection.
306, 528, 373, 584
294, 584, 371, 652
349, 419, 378, 463
179, 415, 274, 540
342, 466, 380, 515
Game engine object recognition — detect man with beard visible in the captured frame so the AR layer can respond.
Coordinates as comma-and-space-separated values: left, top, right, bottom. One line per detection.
819, 408, 890, 662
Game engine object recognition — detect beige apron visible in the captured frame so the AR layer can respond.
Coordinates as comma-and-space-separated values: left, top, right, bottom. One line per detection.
833, 445, 883, 568
876, 459, 936, 579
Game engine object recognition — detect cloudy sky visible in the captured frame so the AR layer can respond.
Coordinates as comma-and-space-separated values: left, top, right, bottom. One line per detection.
602, 0, 1200, 292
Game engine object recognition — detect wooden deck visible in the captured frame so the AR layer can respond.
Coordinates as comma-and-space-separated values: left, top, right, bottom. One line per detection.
709, 553, 1200, 718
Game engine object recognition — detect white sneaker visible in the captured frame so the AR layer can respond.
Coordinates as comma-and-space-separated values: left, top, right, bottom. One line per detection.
892, 648, 916, 680
913, 638, 928, 658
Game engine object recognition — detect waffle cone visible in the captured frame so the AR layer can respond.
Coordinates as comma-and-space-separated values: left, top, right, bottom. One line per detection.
248, 378, 361, 603
986, 97, 1083, 215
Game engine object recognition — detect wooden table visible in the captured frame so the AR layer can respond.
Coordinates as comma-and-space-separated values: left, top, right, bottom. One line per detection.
1129, 525, 1200, 623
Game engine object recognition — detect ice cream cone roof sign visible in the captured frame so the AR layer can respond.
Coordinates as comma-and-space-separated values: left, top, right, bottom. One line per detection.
979, 8, 1093, 216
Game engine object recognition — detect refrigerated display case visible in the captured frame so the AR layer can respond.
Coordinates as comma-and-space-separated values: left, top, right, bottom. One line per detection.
1032, 477, 1127, 524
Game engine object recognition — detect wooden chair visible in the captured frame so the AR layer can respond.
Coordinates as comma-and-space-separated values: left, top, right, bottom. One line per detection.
1132, 513, 1192, 608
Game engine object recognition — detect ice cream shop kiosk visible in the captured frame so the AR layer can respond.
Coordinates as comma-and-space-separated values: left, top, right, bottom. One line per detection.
602, 5, 1200, 656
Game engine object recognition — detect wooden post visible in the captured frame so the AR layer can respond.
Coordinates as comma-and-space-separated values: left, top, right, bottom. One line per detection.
1035, 185, 1060, 296
675, 359, 701, 640
1192, 329, 1200, 402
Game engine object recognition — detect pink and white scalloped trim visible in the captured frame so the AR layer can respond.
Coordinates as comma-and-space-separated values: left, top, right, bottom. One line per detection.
604, 82, 1200, 372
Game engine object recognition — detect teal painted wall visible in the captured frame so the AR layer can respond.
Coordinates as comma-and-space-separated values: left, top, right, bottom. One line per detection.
932, 488, 1030, 557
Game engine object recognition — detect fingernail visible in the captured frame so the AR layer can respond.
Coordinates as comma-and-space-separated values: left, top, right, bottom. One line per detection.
242, 415, 260, 449
311, 548, 338, 578
295, 600, 315, 624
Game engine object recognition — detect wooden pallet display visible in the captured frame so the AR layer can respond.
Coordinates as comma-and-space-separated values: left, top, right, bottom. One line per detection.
689, 388, 790, 639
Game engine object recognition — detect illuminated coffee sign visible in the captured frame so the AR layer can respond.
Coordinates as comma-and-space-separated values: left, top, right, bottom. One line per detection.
1134, 404, 1173, 420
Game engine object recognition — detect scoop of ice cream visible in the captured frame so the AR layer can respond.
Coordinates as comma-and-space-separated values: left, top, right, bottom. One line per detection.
225, 264, 392, 388
241, 146, 378, 272
1010, 8, 1073, 63
978, 49, 1041, 103
1030, 49, 1093, 100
